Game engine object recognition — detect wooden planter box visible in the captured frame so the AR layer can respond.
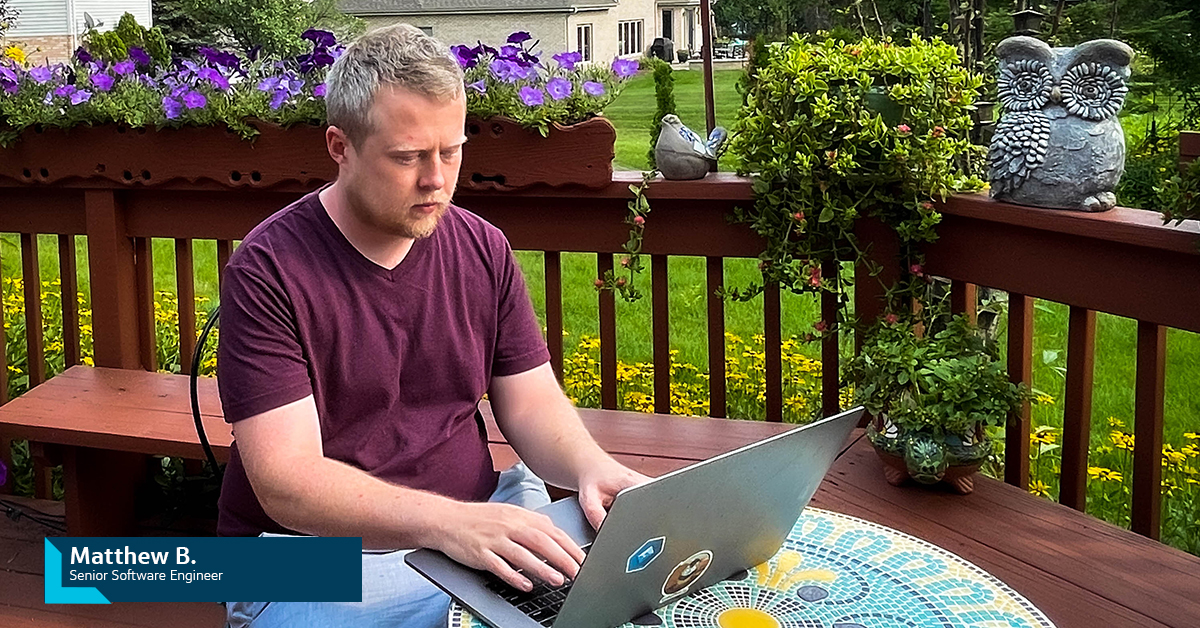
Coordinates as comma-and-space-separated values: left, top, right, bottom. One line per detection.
0, 117, 617, 191
460, 116, 616, 191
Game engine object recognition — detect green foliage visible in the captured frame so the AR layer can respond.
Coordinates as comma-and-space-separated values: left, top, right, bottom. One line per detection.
86, 31, 129, 63
0, 0, 19, 36
728, 34, 983, 315
845, 315, 1028, 436
647, 57, 676, 169
1158, 158, 1200, 225
179, 0, 364, 57
152, 0, 222, 56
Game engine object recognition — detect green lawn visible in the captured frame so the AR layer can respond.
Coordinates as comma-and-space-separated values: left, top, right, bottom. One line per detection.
604, 68, 745, 171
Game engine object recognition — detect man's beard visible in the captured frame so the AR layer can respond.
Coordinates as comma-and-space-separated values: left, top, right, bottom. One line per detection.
347, 186, 448, 239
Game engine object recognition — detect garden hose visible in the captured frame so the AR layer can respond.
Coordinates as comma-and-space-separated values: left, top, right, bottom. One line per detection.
191, 305, 222, 477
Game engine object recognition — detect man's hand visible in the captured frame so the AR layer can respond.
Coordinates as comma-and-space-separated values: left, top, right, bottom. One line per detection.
577, 460, 652, 530
431, 501, 587, 592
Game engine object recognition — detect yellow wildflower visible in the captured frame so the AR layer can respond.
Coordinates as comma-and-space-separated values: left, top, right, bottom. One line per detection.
1090, 467, 1123, 482
1028, 480, 1051, 498
1106, 416, 1124, 428
1109, 430, 1135, 451
1162, 445, 1187, 467
3, 45, 26, 65
1183, 445, 1199, 459
1184, 432, 1200, 441
1030, 427, 1056, 446
1033, 393, 1055, 406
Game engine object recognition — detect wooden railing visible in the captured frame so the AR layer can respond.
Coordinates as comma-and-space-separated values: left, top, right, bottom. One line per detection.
1, 135, 1197, 543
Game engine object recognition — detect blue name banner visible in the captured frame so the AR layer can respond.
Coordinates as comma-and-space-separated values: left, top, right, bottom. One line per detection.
45, 537, 363, 603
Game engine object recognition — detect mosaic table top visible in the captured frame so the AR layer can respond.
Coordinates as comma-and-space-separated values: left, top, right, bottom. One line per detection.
450, 508, 1057, 628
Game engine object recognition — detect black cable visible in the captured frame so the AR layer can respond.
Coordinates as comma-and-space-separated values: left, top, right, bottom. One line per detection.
835, 428, 868, 462
1, 499, 67, 533
191, 305, 222, 477
0, 497, 65, 519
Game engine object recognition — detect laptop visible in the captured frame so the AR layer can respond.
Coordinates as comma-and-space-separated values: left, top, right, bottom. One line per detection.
406, 406, 864, 628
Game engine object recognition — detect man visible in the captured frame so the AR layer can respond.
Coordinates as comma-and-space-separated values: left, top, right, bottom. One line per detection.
218, 24, 649, 627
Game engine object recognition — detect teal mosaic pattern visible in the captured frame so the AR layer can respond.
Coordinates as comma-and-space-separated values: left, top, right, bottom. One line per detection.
450, 508, 1056, 628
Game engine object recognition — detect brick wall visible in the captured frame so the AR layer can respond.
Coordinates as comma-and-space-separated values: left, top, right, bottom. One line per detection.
6, 35, 75, 65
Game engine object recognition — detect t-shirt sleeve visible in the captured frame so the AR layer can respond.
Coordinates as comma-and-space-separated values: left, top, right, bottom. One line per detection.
491, 239, 550, 377
217, 256, 314, 423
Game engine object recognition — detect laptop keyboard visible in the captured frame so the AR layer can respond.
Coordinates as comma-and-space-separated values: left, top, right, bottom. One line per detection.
482, 545, 589, 627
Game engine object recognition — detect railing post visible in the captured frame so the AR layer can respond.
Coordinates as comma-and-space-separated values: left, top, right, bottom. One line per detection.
1006, 294, 1034, 489
1132, 321, 1165, 540
1180, 131, 1199, 170
821, 259, 840, 418
1060, 306, 1096, 512
84, 190, 143, 369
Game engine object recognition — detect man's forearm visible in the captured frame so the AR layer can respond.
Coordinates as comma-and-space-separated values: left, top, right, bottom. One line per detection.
497, 391, 617, 490
254, 455, 460, 550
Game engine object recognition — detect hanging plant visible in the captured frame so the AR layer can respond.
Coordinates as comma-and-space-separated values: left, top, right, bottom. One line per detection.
726, 34, 985, 332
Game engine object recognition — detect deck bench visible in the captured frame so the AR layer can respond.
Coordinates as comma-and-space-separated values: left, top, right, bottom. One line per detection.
0, 365, 1198, 628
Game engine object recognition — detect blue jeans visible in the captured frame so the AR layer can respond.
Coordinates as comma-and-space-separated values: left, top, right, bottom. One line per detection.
226, 462, 552, 628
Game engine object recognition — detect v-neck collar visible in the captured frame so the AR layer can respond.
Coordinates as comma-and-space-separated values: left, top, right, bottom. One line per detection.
311, 186, 432, 283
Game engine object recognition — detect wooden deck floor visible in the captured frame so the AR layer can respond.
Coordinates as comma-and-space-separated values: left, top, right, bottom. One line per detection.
0, 367, 1197, 627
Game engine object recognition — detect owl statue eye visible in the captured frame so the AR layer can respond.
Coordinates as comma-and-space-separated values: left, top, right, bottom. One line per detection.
1061, 62, 1127, 121
997, 59, 1053, 111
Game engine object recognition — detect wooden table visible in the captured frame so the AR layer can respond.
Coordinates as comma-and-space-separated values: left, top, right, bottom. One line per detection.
0, 366, 1197, 628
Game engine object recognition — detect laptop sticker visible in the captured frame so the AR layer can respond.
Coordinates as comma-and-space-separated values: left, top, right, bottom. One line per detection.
627, 537, 666, 573
660, 549, 713, 602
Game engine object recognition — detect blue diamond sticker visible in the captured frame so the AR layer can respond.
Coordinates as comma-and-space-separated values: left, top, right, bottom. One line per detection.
627, 537, 665, 573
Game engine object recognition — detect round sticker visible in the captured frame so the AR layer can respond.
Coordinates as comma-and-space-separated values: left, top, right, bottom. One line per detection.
661, 549, 713, 600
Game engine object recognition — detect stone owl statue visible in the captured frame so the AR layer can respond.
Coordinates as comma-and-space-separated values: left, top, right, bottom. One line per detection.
989, 36, 1134, 212
655, 114, 727, 180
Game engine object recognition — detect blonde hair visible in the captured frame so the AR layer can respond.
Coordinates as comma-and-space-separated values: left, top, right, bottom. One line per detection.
325, 24, 464, 145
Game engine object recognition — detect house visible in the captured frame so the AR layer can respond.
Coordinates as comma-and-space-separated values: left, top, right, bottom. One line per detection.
3, 0, 152, 63
341, 0, 703, 64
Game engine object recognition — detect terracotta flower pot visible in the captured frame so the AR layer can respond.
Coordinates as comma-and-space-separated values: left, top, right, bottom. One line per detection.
460, 116, 615, 191
867, 414, 989, 495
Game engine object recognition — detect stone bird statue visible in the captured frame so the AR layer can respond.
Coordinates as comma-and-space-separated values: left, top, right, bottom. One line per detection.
655, 114, 727, 180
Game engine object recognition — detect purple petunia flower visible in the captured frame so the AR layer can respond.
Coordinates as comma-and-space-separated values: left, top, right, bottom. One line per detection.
489, 58, 522, 83
113, 60, 136, 76
128, 47, 151, 66
583, 80, 605, 96
29, 66, 53, 84
70, 89, 92, 105
198, 67, 230, 91
0, 65, 20, 93
301, 29, 337, 48
74, 47, 93, 64
467, 79, 486, 94
553, 51, 583, 71
199, 46, 242, 71
546, 77, 572, 100
257, 75, 282, 92
313, 83, 326, 97
519, 85, 545, 106
450, 45, 478, 69
507, 31, 532, 44
91, 73, 114, 91
500, 45, 522, 60
269, 88, 289, 110
182, 90, 207, 109
162, 96, 183, 120
53, 84, 77, 98
612, 57, 639, 78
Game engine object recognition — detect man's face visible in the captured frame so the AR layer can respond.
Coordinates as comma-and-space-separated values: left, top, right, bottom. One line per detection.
335, 85, 466, 239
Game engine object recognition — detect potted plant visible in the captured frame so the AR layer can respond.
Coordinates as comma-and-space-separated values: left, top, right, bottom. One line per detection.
0, 20, 337, 188
452, 32, 637, 190
843, 315, 1029, 494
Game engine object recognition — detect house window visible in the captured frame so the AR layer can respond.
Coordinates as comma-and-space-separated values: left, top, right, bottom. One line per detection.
618, 20, 643, 56
576, 24, 592, 62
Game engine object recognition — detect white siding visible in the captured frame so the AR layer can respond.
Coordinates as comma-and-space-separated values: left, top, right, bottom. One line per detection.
73, 0, 154, 33
6, 0, 150, 38
7, 0, 70, 37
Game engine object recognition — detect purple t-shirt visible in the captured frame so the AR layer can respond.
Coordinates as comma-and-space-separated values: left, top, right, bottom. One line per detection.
215, 189, 550, 537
